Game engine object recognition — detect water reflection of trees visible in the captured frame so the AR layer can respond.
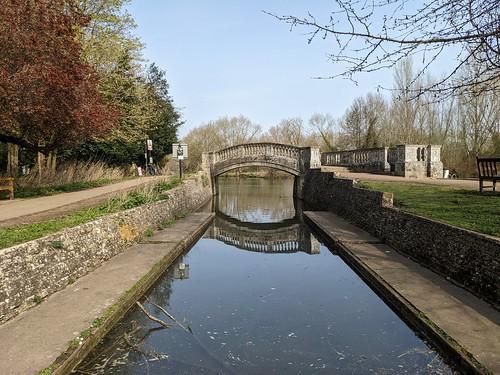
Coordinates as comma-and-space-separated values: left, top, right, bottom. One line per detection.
217, 176, 296, 223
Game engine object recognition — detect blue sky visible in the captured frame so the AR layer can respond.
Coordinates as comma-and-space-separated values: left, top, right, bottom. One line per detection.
126, 1, 450, 137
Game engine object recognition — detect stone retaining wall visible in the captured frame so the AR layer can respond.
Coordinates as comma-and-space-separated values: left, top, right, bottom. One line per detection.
303, 170, 500, 309
0, 173, 212, 324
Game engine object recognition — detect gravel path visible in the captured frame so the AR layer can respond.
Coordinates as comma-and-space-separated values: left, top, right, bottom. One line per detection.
321, 167, 479, 190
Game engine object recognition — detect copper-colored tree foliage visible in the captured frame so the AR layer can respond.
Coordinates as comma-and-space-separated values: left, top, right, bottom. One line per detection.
0, 0, 118, 153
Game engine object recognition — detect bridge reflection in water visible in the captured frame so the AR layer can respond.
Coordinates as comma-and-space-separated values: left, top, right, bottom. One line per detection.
207, 211, 320, 255
209, 175, 319, 254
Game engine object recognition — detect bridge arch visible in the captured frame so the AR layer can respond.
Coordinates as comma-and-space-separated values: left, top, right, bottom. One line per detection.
206, 213, 320, 254
202, 143, 320, 198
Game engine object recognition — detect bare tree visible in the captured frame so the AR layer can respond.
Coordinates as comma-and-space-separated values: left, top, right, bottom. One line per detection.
183, 115, 261, 171
309, 113, 337, 151
339, 93, 387, 149
390, 59, 421, 143
341, 97, 365, 149
266, 0, 500, 98
458, 80, 499, 157
266, 117, 306, 146
217, 116, 262, 147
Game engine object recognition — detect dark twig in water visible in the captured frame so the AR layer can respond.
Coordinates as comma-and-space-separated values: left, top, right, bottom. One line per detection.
145, 297, 193, 334
137, 301, 234, 374
123, 332, 138, 350
136, 301, 173, 329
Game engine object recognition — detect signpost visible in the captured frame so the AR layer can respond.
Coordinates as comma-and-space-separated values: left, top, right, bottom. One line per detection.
144, 139, 153, 175
172, 143, 188, 180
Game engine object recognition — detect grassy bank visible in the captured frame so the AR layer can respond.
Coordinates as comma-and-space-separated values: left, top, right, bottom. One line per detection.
0, 178, 180, 249
9, 160, 131, 199
359, 181, 500, 237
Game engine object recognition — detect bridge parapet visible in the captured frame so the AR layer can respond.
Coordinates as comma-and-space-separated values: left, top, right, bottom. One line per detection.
322, 144, 442, 178
202, 143, 320, 198
322, 147, 389, 172
214, 143, 301, 164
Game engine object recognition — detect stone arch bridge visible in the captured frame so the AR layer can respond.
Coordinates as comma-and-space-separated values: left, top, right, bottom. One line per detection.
202, 143, 320, 198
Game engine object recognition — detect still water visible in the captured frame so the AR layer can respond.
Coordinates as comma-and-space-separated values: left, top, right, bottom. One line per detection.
76, 177, 455, 374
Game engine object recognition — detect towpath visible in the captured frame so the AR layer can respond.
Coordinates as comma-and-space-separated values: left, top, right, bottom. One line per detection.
0, 176, 167, 228
0, 212, 214, 375
321, 166, 479, 190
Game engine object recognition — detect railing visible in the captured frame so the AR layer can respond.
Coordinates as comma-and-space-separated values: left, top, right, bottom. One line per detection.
214, 143, 301, 164
321, 147, 388, 167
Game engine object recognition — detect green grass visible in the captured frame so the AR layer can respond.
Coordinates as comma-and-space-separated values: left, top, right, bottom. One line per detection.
0, 177, 181, 249
14, 178, 121, 199
359, 181, 500, 237
144, 227, 154, 237
38, 366, 54, 375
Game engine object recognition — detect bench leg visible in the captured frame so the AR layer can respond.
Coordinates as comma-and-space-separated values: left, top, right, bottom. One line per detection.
479, 179, 483, 192
494, 181, 496, 192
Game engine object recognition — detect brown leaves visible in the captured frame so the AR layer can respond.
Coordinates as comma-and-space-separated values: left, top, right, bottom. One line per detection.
0, 0, 118, 153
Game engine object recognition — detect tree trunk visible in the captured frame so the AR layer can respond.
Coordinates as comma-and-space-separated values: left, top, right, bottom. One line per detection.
47, 151, 57, 172
6, 143, 19, 177
37, 151, 45, 185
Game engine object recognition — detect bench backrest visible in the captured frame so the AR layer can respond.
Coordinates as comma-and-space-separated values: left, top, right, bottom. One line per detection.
0, 177, 14, 186
477, 157, 499, 177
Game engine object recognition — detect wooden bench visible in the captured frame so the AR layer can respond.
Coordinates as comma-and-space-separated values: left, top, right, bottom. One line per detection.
477, 157, 499, 192
0, 177, 14, 200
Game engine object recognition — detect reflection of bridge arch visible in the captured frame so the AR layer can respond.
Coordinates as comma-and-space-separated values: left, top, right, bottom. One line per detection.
205, 214, 320, 255
215, 210, 298, 230
202, 143, 321, 198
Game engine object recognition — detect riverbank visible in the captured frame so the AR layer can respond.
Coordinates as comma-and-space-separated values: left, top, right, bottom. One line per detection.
0, 173, 211, 324
0, 212, 214, 375
306, 211, 500, 375
303, 170, 500, 308
359, 181, 500, 237
0, 178, 181, 249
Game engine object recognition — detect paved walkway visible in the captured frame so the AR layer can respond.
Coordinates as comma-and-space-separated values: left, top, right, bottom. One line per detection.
306, 211, 500, 374
321, 166, 479, 190
0, 212, 214, 375
0, 176, 167, 228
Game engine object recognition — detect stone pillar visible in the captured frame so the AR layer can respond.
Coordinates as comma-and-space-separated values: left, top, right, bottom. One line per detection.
309, 147, 321, 169
201, 152, 216, 195
382, 147, 390, 172
299, 147, 321, 171
297, 146, 321, 200
394, 144, 428, 178
309, 235, 321, 255
393, 144, 406, 177
427, 145, 443, 178
293, 175, 305, 199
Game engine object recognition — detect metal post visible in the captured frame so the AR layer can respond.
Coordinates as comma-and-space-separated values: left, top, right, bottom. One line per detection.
179, 159, 183, 180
